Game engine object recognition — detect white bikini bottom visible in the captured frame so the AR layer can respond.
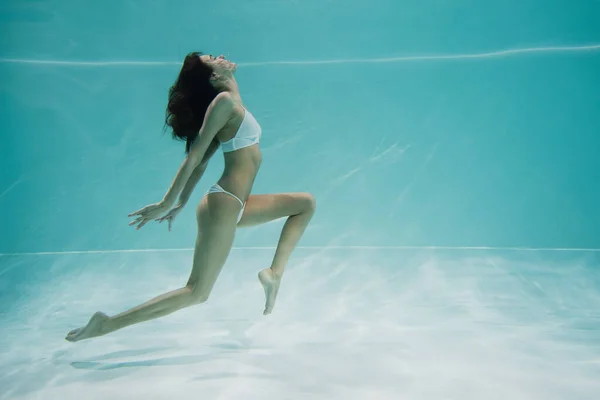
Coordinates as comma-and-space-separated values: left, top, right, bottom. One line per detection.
206, 183, 245, 223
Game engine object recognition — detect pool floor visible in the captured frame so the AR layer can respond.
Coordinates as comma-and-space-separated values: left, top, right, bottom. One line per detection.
1, 248, 599, 399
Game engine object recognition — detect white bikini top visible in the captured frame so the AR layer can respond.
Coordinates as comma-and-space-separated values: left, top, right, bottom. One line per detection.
220, 107, 262, 153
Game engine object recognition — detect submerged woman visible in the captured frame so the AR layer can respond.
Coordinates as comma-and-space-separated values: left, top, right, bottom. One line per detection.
66, 52, 316, 342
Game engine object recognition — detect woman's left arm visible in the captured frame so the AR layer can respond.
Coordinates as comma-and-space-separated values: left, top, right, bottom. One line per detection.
128, 93, 234, 229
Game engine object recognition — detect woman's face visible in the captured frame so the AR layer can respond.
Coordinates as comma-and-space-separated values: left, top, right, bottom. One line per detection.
200, 54, 237, 75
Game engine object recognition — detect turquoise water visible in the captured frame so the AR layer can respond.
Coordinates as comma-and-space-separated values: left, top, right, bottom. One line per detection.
1, 1, 600, 399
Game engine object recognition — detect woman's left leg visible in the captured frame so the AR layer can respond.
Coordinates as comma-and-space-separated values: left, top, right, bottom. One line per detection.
65, 193, 241, 342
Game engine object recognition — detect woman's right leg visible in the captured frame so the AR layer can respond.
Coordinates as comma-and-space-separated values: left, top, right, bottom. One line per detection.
65, 193, 240, 342
237, 192, 316, 314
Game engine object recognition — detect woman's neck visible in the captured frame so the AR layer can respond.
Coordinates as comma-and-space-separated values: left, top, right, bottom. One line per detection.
214, 75, 242, 103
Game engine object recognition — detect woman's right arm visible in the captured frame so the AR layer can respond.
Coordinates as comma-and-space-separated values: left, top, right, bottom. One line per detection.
176, 139, 219, 207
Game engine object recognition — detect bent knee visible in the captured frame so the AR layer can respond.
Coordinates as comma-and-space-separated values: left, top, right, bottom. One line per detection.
191, 292, 209, 305
187, 285, 211, 305
297, 192, 316, 215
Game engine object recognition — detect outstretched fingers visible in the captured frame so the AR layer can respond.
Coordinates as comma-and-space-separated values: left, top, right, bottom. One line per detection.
128, 202, 169, 230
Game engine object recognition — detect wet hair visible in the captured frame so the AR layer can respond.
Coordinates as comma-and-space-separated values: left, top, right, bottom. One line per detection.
164, 52, 220, 153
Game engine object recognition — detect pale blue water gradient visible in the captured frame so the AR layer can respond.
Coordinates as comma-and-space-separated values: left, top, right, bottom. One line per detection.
1, 1, 600, 399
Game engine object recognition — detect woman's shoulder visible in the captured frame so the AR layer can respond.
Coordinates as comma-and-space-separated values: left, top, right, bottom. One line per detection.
206, 92, 237, 119
213, 91, 236, 108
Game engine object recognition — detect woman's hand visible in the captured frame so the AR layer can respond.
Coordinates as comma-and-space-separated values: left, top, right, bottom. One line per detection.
155, 203, 184, 232
128, 201, 170, 230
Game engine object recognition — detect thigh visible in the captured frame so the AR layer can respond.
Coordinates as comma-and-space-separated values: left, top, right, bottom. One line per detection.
237, 192, 314, 228
186, 194, 239, 294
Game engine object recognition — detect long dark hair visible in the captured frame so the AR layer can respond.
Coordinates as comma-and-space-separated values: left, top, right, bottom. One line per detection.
164, 52, 220, 153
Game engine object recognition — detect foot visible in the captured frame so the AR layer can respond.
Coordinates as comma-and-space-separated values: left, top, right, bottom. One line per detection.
258, 268, 282, 315
65, 312, 110, 342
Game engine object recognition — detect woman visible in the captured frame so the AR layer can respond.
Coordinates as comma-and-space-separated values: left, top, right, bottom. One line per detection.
65, 52, 316, 342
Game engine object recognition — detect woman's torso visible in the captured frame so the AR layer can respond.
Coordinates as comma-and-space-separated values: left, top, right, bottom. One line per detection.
214, 102, 262, 202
